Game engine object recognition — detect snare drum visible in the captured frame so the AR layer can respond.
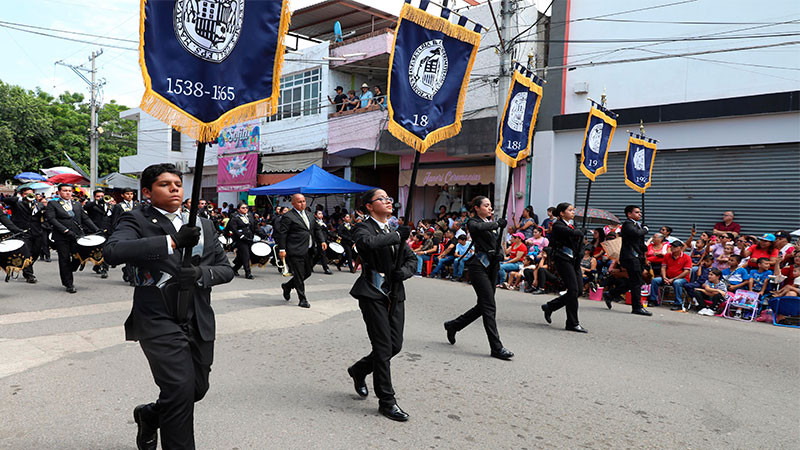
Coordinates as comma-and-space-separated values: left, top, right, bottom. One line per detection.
250, 241, 272, 267
325, 241, 345, 263
217, 235, 233, 250
74, 235, 107, 268
0, 239, 32, 277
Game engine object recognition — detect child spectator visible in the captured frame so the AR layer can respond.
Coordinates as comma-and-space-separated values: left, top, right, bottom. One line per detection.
525, 226, 549, 258
773, 266, 800, 298
693, 268, 727, 315
507, 255, 535, 291
748, 257, 774, 296
722, 254, 750, 291
452, 235, 472, 281
689, 238, 709, 266
527, 248, 558, 294
779, 251, 800, 287
714, 242, 737, 270
686, 254, 714, 301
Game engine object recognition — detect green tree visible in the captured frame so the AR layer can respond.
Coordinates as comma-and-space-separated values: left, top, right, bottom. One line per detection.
0, 82, 54, 181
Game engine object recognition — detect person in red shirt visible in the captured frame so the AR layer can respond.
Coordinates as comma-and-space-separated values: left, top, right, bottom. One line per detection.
713, 210, 741, 238
649, 241, 692, 310
743, 234, 780, 269
497, 232, 527, 286
646, 232, 668, 274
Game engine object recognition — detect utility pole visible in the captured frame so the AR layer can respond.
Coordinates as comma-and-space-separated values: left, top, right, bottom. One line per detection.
55, 49, 104, 191
493, 0, 515, 219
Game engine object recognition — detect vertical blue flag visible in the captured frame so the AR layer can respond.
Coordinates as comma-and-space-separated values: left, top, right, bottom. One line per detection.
387, 2, 481, 153
495, 69, 543, 168
579, 106, 617, 181
624, 136, 657, 193
139, 0, 291, 141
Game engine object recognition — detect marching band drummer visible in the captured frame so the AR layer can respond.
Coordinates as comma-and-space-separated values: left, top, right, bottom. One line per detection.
85, 189, 114, 279
313, 210, 333, 275
346, 188, 415, 421
336, 213, 356, 273
45, 183, 99, 293
2, 187, 45, 283
224, 202, 264, 279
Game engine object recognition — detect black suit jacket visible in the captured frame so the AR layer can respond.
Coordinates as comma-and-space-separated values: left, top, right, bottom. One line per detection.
620, 219, 647, 262
224, 212, 259, 243
45, 199, 98, 241
85, 200, 114, 233
1, 211, 23, 234
337, 222, 354, 245
104, 205, 234, 342
111, 200, 140, 230
350, 219, 416, 302
550, 219, 584, 267
1, 196, 44, 237
277, 209, 326, 257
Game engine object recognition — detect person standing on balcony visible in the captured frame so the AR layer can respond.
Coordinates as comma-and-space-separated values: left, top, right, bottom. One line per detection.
345, 89, 359, 111
327, 86, 348, 113
359, 82, 373, 109
369, 85, 386, 110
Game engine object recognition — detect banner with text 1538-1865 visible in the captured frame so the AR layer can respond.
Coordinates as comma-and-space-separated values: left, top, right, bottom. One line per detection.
579, 105, 617, 181
495, 68, 543, 168
387, 2, 482, 153
624, 136, 657, 193
139, 0, 290, 142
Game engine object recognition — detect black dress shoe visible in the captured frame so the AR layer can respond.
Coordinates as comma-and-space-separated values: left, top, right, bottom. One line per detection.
323, 269, 333, 275
282, 283, 291, 301
245, 274, 254, 279
299, 300, 310, 308
379, 404, 409, 422
443, 321, 457, 345
490, 347, 514, 360
66, 286, 76, 294
233, 271, 241, 277
336, 265, 342, 272
133, 404, 158, 450
603, 293, 613, 310
25, 276, 37, 284
566, 325, 588, 333
346, 367, 368, 397
541, 304, 552, 324
632, 307, 653, 316
101, 271, 108, 279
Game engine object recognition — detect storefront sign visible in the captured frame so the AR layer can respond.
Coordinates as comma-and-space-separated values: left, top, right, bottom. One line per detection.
217, 119, 261, 155
218, 153, 258, 192
399, 165, 494, 187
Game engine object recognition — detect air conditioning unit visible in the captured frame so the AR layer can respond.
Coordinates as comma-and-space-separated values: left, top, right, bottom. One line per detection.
174, 160, 190, 173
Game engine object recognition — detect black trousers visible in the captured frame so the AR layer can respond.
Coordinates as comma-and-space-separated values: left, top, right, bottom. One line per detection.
39, 233, 50, 259
231, 240, 252, 276
350, 297, 405, 408
314, 242, 329, 271
546, 258, 581, 327
139, 326, 212, 450
537, 267, 560, 290
53, 239, 79, 287
21, 234, 41, 279
617, 258, 644, 310
337, 244, 354, 271
449, 262, 503, 352
284, 251, 313, 301
693, 291, 725, 310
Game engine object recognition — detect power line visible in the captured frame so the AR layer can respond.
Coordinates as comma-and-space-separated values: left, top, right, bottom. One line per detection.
588, 18, 800, 25
0, 23, 137, 51
519, 31, 800, 44
0, 20, 138, 43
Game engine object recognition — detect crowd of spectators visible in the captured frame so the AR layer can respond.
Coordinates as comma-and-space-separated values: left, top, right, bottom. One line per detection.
327, 83, 386, 114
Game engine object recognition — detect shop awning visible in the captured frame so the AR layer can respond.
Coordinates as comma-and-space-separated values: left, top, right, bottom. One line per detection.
260, 150, 323, 173
399, 165, 495, 187
249, 164, 374, 195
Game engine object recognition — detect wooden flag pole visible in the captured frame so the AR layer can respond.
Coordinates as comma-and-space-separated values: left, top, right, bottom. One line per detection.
177, 140, 208, 322
580, 180, 592, 232
402, 151, 422, 225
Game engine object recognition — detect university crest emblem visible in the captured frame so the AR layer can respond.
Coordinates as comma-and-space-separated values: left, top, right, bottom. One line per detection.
174, 0, 245, 63
408, 40, 449, 100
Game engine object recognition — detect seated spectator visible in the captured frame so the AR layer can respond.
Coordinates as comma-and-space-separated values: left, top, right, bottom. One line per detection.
526, 248, 559, 294
508, 255, 536, 291
650, 241, 692, 310
774, 230, 796, 263
580, 247, 598, 294
714, 241, 737, 270
408, 232, 422, 252
358, 83, 373, 108
452, 220, 466, 239
713, 210, 741, 238
748, 257, 773, 297
498, 232, 527, 287
646, 232, 669, 275
525, 226, 549, 257
541, 207, 556, 238
514, 207, 537, 240
710, 233, 739, 268
429, 230, 456, 278
722, 254, 750, 291
327, 86, 348, 113
693, 268, 727, 315
659, 225, 677, 243
743, 234, 780, 270
600, 259, 629, 303
414, 230, 436, 275
452, 234, 472, 281
686, 254, 714, 298
590, 227, 606, 260
368, 85, 386, 110
779, 250, 800, 287
689, 238, 709, 266
773, 265, 800, 298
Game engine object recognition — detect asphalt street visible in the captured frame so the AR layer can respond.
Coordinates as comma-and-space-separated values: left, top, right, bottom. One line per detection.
1, 256, 798, 449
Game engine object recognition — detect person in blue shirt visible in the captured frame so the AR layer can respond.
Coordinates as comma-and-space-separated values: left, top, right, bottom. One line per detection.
540, 206, 555, 238
748, 257, 774, 296
358, 83, 373, 109
452, 235, 473, 280
722, 254, 750, 292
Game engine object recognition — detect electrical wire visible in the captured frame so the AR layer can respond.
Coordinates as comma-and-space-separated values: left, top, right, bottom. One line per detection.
0, 23, 137, 51
0, 20, 138, 43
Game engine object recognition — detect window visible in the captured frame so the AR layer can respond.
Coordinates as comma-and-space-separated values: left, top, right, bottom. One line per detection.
171, 129, 181, 152
267, 68, 321, 122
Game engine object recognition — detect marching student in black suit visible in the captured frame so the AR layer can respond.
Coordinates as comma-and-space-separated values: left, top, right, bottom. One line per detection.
444, 196, 515, 360
347, 188, 415, 421
2, 187, 45, 283
312, 210, 333, 275
336, 213, 356, 272
224, 202, 262, 279
104, 163, 234, 450
604, 205, 653, 316
85, 189, 114, 278
45, 184, 99, 293
277, 194, 327, 308
111, 188, 140, 285
541, 202, 587, 332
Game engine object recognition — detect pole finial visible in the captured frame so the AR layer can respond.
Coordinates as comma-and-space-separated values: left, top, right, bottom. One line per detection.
639, 120, 645, 137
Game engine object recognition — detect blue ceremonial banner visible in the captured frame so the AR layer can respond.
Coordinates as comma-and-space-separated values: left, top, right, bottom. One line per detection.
624, 136, 657, 193
495, 68, 543, 168
579, 105, 617, 181
139, 0, 290, 141
387, 1, 481, 153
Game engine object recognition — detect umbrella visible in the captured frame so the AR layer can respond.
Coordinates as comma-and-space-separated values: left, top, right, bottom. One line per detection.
573, 207, 620, 225
41, 166, 80, 178
14, 172, 46, 182
48, 173, 88, 185
19, 181, 53, 190
791, 229, 800, 237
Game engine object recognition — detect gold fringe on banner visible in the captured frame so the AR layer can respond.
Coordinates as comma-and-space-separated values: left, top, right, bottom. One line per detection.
138, 0, 291, 142
386, 3, 481, 153
624, 136, 657, 194
495, 70, 543, 168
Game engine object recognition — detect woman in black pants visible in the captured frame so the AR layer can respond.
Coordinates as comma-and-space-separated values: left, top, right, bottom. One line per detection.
444, 196, 514, 360
541, 202, 587, 333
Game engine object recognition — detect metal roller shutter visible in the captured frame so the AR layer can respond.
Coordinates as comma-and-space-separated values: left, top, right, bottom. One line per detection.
574, 143, 800, 239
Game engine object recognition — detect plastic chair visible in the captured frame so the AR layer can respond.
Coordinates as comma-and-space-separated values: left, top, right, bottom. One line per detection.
721, 290, 760, 322
768, 296, 800, 328
423, 244, 444, 276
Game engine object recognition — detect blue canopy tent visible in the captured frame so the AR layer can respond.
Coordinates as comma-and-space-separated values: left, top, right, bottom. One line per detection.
248, 164, 374, 195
